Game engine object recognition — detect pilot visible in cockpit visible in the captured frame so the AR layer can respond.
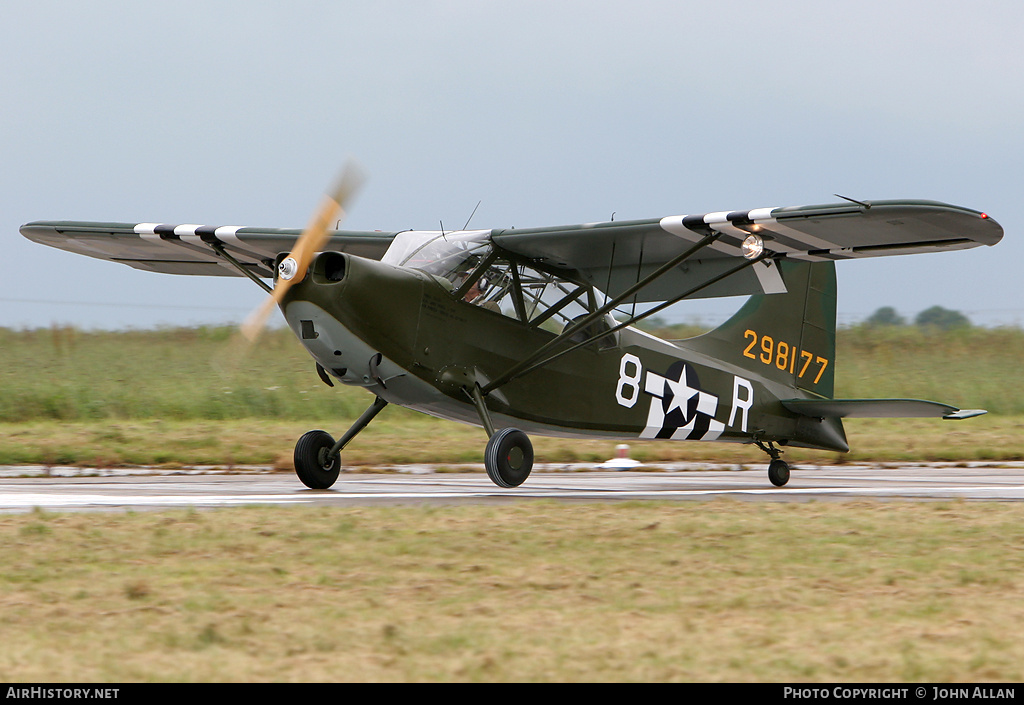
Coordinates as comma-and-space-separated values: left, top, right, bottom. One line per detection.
463, 279, 484, 303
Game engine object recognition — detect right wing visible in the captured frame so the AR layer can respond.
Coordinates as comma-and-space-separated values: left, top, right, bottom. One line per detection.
20, 221, 399, 277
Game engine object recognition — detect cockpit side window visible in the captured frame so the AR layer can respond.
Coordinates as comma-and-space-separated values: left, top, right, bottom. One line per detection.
457, 257, 618, 348
382, 231, 616, 348
458, 258, 519, 318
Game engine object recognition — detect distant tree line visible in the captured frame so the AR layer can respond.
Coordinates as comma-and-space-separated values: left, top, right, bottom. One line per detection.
639, 306, 976, 337
865, 305, 971, 330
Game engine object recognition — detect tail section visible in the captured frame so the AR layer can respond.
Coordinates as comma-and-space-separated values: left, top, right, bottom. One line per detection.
681, 260, 837, 399
682, 259, 985, 431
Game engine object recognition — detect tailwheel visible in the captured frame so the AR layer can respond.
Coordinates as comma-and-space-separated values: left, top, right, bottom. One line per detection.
484, 428, 534, 488
294, 429, 341, 489
756, 439, 791, 487
768, 458, 791, 487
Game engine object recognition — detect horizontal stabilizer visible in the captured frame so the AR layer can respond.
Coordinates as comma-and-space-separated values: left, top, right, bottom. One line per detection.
781, 398, 986, 420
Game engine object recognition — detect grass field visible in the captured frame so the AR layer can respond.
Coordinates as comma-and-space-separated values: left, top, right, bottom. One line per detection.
1, 324, 1023, 467
3, 415, 1024, 469
1, 501, 1022, 682
2, 326, 1023, 683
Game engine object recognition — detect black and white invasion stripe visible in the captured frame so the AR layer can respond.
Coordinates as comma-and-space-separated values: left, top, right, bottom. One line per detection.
659, 207, 851, 260
133, 223, 276, 274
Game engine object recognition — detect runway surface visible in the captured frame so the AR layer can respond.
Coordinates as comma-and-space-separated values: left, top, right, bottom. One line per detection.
1, 462, 1023, 512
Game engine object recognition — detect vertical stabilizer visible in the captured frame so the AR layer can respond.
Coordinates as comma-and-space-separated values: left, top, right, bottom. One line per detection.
680, 260, 837, 399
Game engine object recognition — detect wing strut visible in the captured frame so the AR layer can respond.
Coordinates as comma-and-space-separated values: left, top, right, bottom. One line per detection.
516, 252, 770, 383
207, 242, 274, 294
481, 230, 749, 395
481, 249, 769, 394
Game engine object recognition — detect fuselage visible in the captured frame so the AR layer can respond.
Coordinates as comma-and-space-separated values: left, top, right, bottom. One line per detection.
280, 251, 848, 453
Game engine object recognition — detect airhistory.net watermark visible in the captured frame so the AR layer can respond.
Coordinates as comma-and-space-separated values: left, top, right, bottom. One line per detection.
6, 689, 118, 699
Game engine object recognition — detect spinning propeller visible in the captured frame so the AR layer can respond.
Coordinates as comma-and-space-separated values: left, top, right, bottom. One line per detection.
239, 161, 366, 343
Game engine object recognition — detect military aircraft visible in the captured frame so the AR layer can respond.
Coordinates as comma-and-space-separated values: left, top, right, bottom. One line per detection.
21, 174, 1003, 489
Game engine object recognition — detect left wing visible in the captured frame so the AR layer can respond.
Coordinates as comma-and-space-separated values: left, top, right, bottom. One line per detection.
491, 199, 1002, 302
20, 221, 399, 277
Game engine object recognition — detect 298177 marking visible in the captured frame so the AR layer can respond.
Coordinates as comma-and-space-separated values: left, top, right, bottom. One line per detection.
742, 329, 829, 384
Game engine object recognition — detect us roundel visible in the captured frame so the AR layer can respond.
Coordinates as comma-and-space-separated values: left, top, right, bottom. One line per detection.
640, 361, 725, 442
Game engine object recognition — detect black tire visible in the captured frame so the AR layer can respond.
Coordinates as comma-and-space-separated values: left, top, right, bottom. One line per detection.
294, 429, 341, 489
484, 428, 534, 488
768, 459, 791, 487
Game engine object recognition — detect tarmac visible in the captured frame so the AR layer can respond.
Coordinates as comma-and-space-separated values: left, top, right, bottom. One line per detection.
1, 461, 1023, 512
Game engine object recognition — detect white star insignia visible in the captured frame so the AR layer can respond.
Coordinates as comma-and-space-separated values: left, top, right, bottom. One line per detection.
664, 365, 698, 417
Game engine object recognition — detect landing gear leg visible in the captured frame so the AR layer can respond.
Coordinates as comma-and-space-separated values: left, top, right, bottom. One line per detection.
755, 440, 791, 487
468, 384, 534, 488
293, 396, 389, 489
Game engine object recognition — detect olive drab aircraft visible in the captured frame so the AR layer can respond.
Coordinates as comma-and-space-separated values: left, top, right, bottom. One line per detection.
21, 170, 1004, 489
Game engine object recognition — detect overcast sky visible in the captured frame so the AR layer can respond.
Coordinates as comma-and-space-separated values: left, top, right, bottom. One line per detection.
2, 0, 1020, 330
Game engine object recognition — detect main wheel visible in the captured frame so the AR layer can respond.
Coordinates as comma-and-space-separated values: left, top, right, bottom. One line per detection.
484, 428, 534, 488
294, 429, 341, 489
768, 459, 791, 487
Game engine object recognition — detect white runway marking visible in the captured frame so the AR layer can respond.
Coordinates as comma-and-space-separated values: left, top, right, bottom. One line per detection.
0, 464, 1023, 512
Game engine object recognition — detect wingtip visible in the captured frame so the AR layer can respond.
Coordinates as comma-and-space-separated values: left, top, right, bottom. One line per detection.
942, 409, 987, 420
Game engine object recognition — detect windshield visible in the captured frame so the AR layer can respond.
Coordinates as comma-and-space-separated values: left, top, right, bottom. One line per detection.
381, 230, 491, 285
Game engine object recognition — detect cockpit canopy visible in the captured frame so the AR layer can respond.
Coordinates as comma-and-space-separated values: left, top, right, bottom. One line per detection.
382, 230, 491, 283
382, 230, 616, 346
